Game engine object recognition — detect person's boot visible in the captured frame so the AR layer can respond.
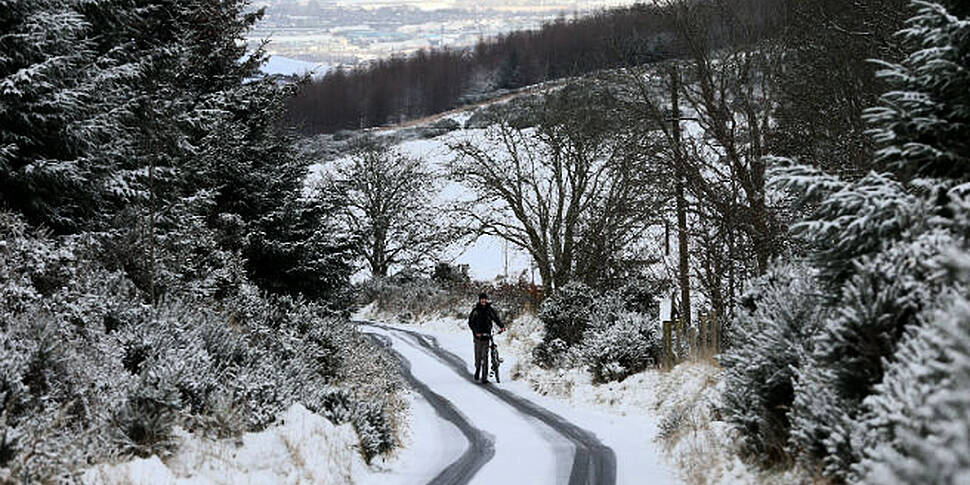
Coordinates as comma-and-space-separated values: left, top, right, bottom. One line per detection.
474, 366, 480, 381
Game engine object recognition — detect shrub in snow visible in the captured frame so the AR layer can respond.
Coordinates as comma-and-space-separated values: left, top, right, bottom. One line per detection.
308, 387, 357, 425
536, 282, 596, 348
432, 117, 461, 132
853, 269, 970, 484
359, 273, 468, 319
533, 282, 660, 378
303, 386, 396, 464
532, 337, 573, 369
352, 401, 396, 464
577, 294, 660, 383
111, 369, 183, 458
719, 262, 827, 465
0, 212, 404, 481
657, 405, 689, 443
788, 230, 954, 478
359, 271, 536, 323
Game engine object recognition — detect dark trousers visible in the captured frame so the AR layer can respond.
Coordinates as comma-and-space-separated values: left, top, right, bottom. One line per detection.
474, 336, 489, 378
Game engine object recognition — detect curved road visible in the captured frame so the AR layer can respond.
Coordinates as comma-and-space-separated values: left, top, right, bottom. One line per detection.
369, 333, 496, 484
362, 323, 617, 485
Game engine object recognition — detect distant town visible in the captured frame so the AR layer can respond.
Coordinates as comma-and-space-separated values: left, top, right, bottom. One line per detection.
247, 0, 640, 68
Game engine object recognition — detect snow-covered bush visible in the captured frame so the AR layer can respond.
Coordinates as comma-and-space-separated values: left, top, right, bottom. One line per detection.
719, 262, 828, 465
531, 337, 573, 369
0, 212, 404, 481
787, 232, 953, 478
352, 401, 396, 464
853, 261, 970, 484
532, 283, 659, 381
533, 282, 597, 367
359, 271, 471, 320
577, 294, 660, 383
359, 270, 536, 324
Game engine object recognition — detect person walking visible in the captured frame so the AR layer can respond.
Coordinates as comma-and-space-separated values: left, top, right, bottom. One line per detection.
468, 292, 505, 383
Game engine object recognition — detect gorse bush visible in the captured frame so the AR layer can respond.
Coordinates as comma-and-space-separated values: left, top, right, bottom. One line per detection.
360, 271, 470, 321
536, 282, 597, 346
578, 294, 660, 383
533, 282, 660, 381
719, 262, 828, 465
0, 213, 403, 481
358, 267, 539, 322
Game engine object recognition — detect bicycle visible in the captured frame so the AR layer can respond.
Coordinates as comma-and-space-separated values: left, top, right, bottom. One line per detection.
489, 331, 504, 383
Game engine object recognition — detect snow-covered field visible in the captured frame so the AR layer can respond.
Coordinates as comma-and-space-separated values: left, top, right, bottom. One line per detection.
261, 55, 330, 77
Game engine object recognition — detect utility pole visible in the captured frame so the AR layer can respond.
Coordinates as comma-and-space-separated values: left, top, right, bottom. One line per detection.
671, 65, 690, 327
503, 239, 509, 280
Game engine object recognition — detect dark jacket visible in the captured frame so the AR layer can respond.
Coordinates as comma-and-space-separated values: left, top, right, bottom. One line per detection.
468, 303, 504, 336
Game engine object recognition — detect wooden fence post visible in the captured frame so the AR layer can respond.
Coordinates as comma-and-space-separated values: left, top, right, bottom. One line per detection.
662, 320, 673, 369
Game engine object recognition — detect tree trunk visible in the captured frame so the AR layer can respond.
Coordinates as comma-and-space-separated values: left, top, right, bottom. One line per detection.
671, 66, 691, 327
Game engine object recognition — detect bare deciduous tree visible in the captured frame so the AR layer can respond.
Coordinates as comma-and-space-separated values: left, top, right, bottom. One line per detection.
449, 84, 664, 291
320, 141, 457, 277
609, 0, 784, 321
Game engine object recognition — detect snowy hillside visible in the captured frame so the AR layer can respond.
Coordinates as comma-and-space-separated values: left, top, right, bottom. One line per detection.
301, 95, 543, 282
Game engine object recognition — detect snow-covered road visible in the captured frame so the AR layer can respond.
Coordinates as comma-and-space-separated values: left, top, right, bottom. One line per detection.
367, 332, 496, 484
362, 322, 678, 485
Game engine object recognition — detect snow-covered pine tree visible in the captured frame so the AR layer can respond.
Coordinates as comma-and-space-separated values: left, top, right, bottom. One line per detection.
246, 193, 355, 306
0, 0, 127, 232
760, 1, 970, 480
865, 0, 970, 181
787, 230, 955, 479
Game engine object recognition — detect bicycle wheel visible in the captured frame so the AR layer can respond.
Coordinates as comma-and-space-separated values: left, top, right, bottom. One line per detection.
490, 343, 501, 383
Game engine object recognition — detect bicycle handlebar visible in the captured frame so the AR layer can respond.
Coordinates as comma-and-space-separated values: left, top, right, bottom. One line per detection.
474, 328, 506, 338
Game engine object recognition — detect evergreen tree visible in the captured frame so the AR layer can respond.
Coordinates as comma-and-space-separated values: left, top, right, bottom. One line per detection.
787, 230, 955, 479
866, 0, 970, 180
0, 0, 127, 232
854, 280, 970, 484
754, 2, 970, 480
719, 262, 828, 465
246, 194, 354, 308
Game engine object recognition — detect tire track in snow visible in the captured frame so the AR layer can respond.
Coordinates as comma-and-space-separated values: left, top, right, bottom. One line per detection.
368, 333, 496, 485
365, 323, 617, 485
